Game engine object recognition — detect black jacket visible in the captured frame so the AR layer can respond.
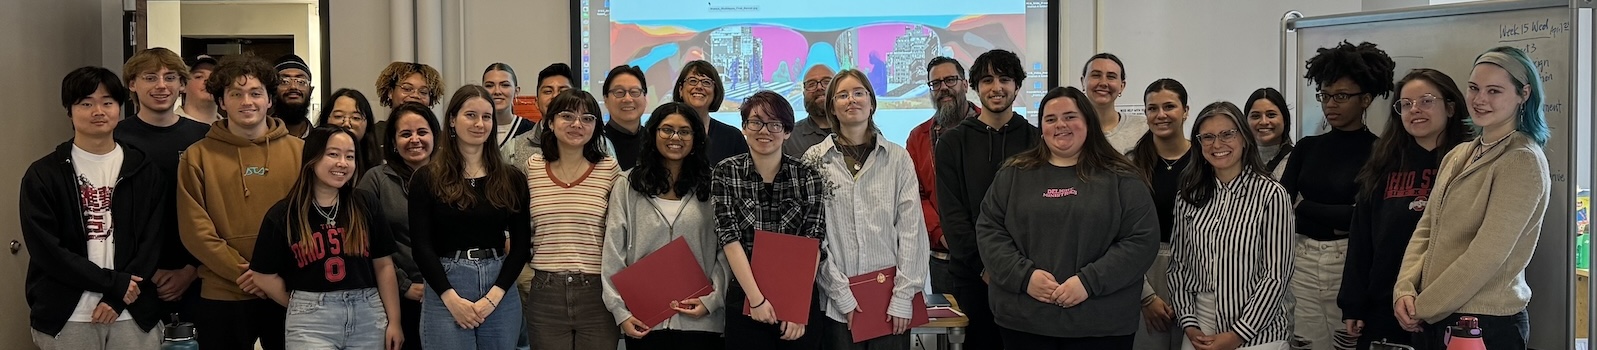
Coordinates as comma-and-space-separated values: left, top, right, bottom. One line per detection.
934, 114, 1039, 282
19, 141, 167, 335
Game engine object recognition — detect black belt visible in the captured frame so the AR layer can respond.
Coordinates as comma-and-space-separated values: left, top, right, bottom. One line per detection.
446, 248, 504, 260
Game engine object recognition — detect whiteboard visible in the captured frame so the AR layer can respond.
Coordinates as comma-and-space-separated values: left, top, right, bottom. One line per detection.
1291, 1, 1580, 348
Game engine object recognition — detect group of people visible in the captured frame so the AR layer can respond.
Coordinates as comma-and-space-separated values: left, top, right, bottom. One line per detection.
19, 39, 1549, 350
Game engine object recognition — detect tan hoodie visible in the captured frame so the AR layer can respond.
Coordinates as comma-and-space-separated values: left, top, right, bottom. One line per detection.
177, 118, 304, 300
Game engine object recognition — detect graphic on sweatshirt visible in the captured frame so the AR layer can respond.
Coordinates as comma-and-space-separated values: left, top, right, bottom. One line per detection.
77, 174, 115, 241
1043, 187, 1078, 198
1384, 169, 1436, 212
244, 166, 270, 176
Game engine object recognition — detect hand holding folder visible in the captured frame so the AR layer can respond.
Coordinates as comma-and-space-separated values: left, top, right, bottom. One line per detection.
741, 230, 822, 325
847, 267, 929, 343
610, 237, 714, 328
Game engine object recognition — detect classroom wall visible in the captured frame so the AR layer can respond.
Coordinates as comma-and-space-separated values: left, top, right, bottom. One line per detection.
0, 0, 121, 347
179, 2, 322, 109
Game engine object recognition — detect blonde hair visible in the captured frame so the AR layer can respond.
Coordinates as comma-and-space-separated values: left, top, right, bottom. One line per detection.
123, 47, 189, 85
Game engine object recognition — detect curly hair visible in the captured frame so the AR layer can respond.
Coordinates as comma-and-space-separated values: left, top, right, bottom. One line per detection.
1303, 41, 1397, 98
204, 54, 279, 112
375, 62, 443, 107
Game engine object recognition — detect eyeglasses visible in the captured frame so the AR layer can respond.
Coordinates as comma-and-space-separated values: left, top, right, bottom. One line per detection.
140, 73, 182, 85
1394, 94, 1445, 112
1197, 129, 1242, 145
684, 77, 714, 88
399, 84, 432, 96
927, 76, 964, 88
554, 111, 598, 125
657, 126, 693, 140
1314, 91, 1365, 103
607, 88, 645, 98
280, 77, 311, 88
743, 120, 786, 133
833, 89, 871, 102
803, 77, 833, 92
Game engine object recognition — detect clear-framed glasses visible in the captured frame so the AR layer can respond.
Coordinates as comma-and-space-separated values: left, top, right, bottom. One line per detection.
833, 89, 870, 102
684, 77, 714, 88
399, 83, 432, 96
140, 73, 182, 85
1394, 94, 1445, 112
1197, 129, 1242, 145
280, 77, 311, 88
555, 111, 598, 126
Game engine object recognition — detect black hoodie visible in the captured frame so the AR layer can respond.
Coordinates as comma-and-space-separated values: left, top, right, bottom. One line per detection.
1339, 141, 1439, 323
19, 141, 167, 336
934, 113, 1039, 282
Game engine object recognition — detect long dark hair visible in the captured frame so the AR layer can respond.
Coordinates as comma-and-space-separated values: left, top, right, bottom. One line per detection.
1006, 87, 1139, 184
1129, 78, 1189, 172
317, 88, 381, 172
538, 89, 607, 164
1179, 102, 1268, 207
1244, 87, 1295, 170
426, 85, 521, 211
283, 126, 372, 255
1356, 68, 1473, 201
630, 102, 712, 201
382, 102, 440, 174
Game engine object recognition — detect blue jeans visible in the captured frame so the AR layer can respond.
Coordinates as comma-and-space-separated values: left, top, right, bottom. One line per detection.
285, 288, 387, 350
422, 257, 523, 350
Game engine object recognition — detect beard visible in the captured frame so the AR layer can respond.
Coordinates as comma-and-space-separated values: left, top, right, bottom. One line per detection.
803, 94, 826, 117
273, 98, 311, 123
932, 96, 967, 128
982, 95, 1014, 115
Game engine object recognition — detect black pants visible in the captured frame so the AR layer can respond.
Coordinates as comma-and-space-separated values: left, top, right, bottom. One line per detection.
724, 281, 827, 349
999, 327, 1133, 350
1354, 312, 1413, 350
193, 297, 286, 350
624, 329, 724, 350
818, 315, 911, 350
399, 297, 422, 350
928, 256, 955, 295
952, 277, 1001, 349
160, 278, 203, 323
1410, 311, 1529, 350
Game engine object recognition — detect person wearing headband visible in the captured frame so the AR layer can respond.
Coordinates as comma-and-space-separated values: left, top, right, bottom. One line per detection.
1391, 46, 1549, 350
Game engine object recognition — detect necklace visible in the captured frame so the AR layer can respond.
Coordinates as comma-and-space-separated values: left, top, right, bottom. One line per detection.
313, 199, 339, 224
836, 135, 870, 172
1160, 157, 1180, 171
1472, 132, 1514, 162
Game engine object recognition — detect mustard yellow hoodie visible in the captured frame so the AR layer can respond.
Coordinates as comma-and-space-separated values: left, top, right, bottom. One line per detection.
177, 118, 304, 300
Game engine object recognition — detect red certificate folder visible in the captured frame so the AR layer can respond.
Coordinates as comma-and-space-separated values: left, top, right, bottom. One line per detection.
847, 267, 930, 342
741, 230, 821, 324
610, 237, 714, 328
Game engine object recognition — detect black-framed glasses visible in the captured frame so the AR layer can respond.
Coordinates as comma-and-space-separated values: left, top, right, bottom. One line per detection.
742, 120, 786, 133
1314, 91, 1365, 103
803, 77, 833, 91
684, 77, 714, 88
1197, 129, 1242, 145
657, 126, 693, 140
608, 88, 645, 98
927, 76, 964, 88
1394, 94, 1445, 112
554, 111, 598, 125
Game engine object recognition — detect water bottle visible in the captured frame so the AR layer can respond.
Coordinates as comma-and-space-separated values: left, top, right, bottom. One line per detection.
162, 313, 198, 350
1444, 316, 1487, 350
1577, 233, 1590, 269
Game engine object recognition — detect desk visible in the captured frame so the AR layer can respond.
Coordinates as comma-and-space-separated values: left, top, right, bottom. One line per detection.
912, 293, 968, 350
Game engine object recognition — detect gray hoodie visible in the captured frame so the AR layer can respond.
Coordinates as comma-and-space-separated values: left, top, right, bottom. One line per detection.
355, 163, 423, 288
600, 175, 727, 334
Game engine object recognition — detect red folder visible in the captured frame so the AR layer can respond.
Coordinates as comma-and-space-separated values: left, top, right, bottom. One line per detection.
610, 237, 714, 328
741, 230, 821, 325
847, 266, 930, 342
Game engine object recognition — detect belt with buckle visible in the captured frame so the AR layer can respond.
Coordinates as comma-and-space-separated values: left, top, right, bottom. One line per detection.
447, 248, 504, 260
536, 270, 600, 285
930, 251, 950, 261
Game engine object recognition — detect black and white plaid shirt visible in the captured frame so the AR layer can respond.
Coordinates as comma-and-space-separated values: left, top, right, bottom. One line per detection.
712, 153, 829, 259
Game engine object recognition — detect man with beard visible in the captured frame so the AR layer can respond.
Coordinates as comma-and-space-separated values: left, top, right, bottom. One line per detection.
781, 64, 835, 157
906, 56, 977, 297
934, 49, 1038, 350
272, 54, 314, 138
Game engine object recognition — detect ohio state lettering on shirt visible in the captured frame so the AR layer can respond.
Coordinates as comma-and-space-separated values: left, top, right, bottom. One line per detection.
250, 196, 396, 292
1384, 169, 1435, 212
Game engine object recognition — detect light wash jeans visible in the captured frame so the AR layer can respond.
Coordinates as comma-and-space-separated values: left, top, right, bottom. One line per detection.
285, 288, 387, 350
422, 256, 523, 350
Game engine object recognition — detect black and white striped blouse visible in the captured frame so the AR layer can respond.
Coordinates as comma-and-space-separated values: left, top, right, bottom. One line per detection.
1166, 171, 1294, 345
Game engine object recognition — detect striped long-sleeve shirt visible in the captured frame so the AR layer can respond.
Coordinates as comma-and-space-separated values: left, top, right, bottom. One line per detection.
528, 153, 621, 274
804, 135, 930, 324
1166, 171, 1294, 345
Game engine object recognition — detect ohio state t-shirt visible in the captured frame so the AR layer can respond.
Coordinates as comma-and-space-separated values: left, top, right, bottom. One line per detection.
251, 192, 396, 292
69, 144, 132, 322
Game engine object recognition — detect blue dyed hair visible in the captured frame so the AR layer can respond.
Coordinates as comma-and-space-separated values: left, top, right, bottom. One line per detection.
1475, 46, 1547, 146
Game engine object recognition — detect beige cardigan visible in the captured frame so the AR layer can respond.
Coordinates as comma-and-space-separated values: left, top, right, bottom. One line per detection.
1393, 132, 1548, 323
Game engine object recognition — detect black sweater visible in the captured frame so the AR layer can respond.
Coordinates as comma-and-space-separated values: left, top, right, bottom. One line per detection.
408, 169, 533, 294
1279, 127, 1377, 241
20, 141, 167, 335
1339, 141, 1439, 322
934, 114, 1039, 282
114, 116, 208, 269
603, 121, 644, 171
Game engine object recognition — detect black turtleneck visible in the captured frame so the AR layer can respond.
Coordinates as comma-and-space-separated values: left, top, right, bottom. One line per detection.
603, 120, 644, 171
1279, 127, 1377, 241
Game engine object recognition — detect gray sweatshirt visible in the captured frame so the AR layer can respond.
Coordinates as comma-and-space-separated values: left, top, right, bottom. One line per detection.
355, 164, 423, 288
600, 175, 728, 333
976, 164, 1159, 338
